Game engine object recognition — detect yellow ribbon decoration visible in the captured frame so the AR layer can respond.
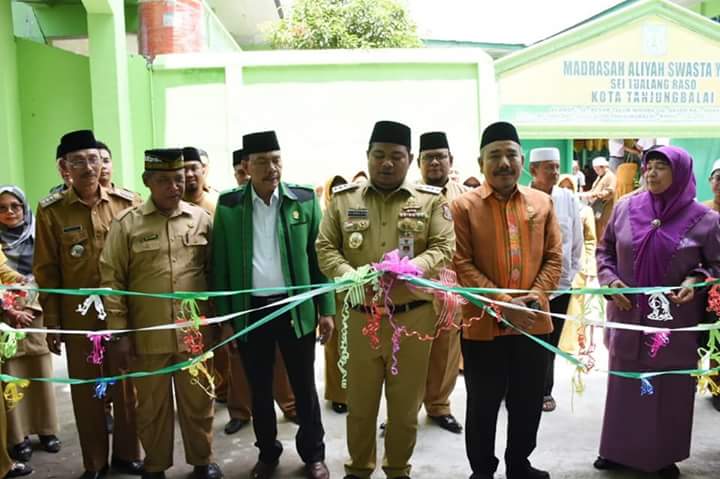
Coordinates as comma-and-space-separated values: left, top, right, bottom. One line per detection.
182, 352, 215, 399
4, 379, 29, 410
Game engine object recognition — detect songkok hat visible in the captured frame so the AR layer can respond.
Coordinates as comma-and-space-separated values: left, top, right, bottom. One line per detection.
243, 131, 280, 156
369, 121, 411, 150
419, 132, 449, 152
711, 159, 720, 176
480, 122, 520, 149
58, 130, 97, 158
592, 156, 609, 167
529, 147, 560, 164
232, 149, 245, 166
144, 148, 184, 171
182, 147, 208, 165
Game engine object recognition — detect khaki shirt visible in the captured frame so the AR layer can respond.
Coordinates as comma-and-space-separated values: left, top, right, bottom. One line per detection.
0, 248, 23, 284
99, 199, 212, 354
185, 189, 219, 216
316, 179, 455, 306
33, 186, 141, 330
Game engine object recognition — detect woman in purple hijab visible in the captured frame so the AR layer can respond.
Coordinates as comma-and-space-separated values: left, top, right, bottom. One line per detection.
595, 145, 720, 478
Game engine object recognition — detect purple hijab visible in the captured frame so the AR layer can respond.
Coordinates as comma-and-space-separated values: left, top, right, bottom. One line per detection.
629, 146, 708, 290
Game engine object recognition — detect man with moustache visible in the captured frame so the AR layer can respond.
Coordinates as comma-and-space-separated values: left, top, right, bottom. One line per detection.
101, 149, 222, 479
212, 131, 334, 479
182, 147, 219, 214
452, 122, 562, 479
317, 121, 455, 479
33, 130, 143, 479
417, 131, 468, 434
219, 147, 298, 436
529, 148, 583, 413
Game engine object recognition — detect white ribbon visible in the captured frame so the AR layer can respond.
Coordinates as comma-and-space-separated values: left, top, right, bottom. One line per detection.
646, 292, 673, 322
75, 295, 107, 321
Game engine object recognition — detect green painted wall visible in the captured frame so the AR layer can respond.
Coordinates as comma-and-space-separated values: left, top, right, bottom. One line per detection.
242, 63, 478, 84
16, 39, 93, 206
149, 68, 225, 147
127, 54, 153, 195
1, 0, 25, 188
671, 138, 720, 202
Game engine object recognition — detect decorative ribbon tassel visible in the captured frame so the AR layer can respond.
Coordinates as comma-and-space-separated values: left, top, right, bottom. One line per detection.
433, 269, 467, 331
0, 328, 26, 361
94, 379, 116, 399
335, 265, 376, 389
645, 330, 671, 359
87, 333, 112, 365
646, 292, 673, 322
183, 352, 216, 399
76, 295, 107, 321
3, 379, 29, 410
640, 378, 655, 396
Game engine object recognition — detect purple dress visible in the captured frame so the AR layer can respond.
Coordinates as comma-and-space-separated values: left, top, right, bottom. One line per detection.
596, 198, 720, 471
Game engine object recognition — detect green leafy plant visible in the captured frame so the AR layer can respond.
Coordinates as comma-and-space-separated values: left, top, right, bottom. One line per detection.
267, 0, 422, 49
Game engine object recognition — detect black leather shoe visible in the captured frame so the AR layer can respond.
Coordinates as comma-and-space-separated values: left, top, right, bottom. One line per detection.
141, 473, 166, 479
10, 438, 31, 462
4, 462, 32, 478
194, 463, 223, 479
331, 402, 348, 413
305, 461, 329, 479
657, 464, 680, 479
712, 394, 720, 412
78, 467, 108, 479
343, 476, 361, 479
39, 434, 61, 453
506, 465, 549, 479
251, 461, 278, 479
429, 414, 463, 434
224, 418, 249, 435
469, 473, 494, 479
593, 456, 623, 470
111, 456, 144, 475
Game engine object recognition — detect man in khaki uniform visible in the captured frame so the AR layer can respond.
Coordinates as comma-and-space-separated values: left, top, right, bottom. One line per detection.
101, 149, 222, 479
33, 130, 143, 479
416, 132, 468, 434
182, 147, 219, 214
316, 121, 455, 479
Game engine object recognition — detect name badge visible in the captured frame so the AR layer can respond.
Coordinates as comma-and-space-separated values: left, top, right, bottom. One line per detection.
399, 235, 414, 259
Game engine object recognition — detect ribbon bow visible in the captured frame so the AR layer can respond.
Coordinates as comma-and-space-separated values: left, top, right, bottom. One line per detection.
76, 295, 107, 321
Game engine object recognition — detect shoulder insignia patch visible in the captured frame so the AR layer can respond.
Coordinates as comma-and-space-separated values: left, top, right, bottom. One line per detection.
39, 192, 63, 208
332, 183, 360, 195
288, 184, 315, 202
414, 184, 442, 195
218, 189, 244, 208
109, 187, 137, 202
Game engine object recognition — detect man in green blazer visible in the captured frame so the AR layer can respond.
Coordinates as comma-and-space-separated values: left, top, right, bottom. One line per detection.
211, 131, 334, 479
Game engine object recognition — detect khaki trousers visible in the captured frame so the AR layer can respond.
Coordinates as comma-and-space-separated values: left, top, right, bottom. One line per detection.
345, 304, 434, 479
423, 327, 461, 416
65, 335, 141, 472
132, 353, 214, 473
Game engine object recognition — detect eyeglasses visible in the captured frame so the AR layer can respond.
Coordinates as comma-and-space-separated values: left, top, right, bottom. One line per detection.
420, 153, 450, 163
67, 157, 100, 169
0, 203, 23, 214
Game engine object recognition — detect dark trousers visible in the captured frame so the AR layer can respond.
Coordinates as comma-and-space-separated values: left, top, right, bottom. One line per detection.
237, 295, 325, 465
462, 335, 548, 476
544, 295, 571, 397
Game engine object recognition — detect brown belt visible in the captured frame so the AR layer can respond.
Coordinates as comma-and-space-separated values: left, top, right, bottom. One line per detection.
350, 300, 429, 316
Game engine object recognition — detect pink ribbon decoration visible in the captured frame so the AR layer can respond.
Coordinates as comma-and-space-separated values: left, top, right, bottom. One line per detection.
371, 249, 423, 278
645, 330, 671, 359
433, 269, 467, 332
369, 250, 424, 375
86, 333, 111, 365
